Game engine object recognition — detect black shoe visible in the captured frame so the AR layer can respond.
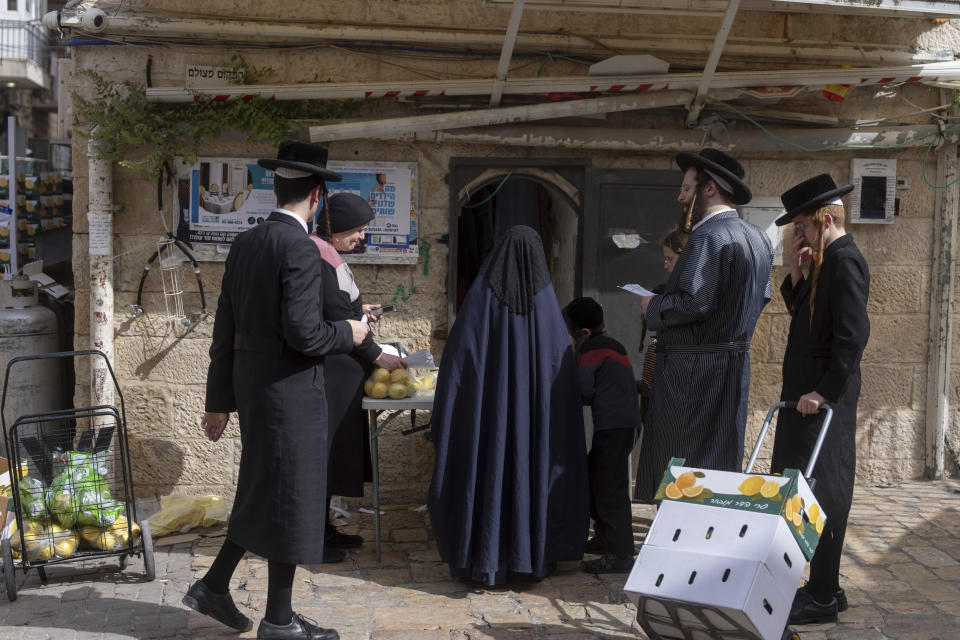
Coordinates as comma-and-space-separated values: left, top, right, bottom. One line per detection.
182, 580, 253, 631
322, 546, 346, 564
325, 527, 363, 549
583, 552, 634, 574
257, 612, 339, 639
584, 537, 607, 555
834, 588, 848, 612
789, 587, 838, 625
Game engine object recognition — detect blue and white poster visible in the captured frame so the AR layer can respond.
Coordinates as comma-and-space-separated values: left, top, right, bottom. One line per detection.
175, 157, 419, 261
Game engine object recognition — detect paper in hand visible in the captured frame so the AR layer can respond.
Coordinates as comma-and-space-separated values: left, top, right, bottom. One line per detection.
619, 284, 656, 297
404, 349, 437, 368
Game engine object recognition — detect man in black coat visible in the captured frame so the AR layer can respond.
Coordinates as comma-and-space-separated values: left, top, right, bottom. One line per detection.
771, 174, 870, 626
182, 141, 370, 640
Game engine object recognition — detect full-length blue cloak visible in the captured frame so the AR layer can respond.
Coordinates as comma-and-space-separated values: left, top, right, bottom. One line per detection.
427, 226, 589, 585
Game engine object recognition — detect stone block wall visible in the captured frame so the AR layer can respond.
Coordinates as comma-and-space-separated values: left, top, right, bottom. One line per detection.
66, 2, 960, 506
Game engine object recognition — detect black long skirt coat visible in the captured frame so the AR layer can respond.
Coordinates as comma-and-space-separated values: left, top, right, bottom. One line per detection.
770, 234, 870, 528
205, 212, 354, 565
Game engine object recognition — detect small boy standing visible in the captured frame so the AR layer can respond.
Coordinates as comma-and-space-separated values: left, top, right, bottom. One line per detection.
563, 297, 641, 574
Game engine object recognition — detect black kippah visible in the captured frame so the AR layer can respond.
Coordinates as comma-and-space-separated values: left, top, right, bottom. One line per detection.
328, 192, 376, 233
564, 297, 604, 332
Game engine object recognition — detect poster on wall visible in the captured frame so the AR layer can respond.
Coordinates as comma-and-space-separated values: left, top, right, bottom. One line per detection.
174, 157, 419, 263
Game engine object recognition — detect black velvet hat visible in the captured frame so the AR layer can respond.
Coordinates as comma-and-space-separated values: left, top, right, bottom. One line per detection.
775, 173, 853, 226
329, 192, 376, 233
675, 148, 752, 205
258, 140, 342, 182
563, 297, 604, 332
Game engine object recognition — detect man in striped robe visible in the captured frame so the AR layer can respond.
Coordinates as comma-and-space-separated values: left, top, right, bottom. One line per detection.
634, 149, 774, 502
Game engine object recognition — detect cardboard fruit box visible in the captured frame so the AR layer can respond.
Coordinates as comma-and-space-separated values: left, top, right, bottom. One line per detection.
624, 458, 827, 640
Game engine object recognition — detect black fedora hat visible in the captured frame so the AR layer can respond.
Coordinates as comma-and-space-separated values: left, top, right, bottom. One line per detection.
775, 173, 853, 226
675, 148, 752, 205
329, 192, 376, 233
258, 140, 342, 182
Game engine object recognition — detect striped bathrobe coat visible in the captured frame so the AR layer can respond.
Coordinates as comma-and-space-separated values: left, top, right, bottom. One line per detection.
634, 210, 774, 502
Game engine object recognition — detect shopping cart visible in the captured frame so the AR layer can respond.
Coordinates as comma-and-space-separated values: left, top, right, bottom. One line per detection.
626, 401, 833, 640
0, 350, 155, 601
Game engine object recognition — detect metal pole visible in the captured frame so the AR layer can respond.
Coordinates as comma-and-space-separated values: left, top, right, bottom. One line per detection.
6, 115, 17, 279
490, 0, 525, 108
87, 134, 115, 408
310, 88, 745, 143
686, 0, 742, 127
925, 98, 958, 479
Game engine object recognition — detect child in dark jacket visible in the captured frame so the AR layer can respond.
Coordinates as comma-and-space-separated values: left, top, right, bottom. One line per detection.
563, 297, 641, 574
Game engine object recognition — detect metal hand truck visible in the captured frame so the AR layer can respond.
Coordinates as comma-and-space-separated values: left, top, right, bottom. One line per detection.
634, 401, 833, 640
0, 350, 155, 601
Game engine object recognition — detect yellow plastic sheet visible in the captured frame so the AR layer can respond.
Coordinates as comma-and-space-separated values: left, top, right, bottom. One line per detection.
147, 495, 228, 538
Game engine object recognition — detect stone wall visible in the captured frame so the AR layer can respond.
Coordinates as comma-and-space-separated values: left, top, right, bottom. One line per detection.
67, 2, 960, 505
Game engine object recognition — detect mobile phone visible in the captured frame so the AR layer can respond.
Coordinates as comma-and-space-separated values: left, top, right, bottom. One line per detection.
369, 305, 396, 317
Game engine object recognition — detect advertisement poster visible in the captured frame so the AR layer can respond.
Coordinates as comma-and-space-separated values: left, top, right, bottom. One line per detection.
175, 157, 419, 262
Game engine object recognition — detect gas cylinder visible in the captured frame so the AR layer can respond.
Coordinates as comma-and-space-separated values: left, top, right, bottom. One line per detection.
0, 278, 60, 455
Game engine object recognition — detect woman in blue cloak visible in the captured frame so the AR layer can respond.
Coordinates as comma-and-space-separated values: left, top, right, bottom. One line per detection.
427, 224, 590, 586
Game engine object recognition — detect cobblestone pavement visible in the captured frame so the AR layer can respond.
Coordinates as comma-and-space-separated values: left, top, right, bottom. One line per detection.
0, 481, 958, 639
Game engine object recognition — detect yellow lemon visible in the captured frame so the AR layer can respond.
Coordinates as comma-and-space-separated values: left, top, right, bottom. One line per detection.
807, 503, 820, 523
675, 472, 697, 490
785, 500, 795, 521
760, 480, 780, 499
372, 368, 391, 383
791, 494, 803, 512
387, 383, 408, 399
792, 511, 803, 527
390, 368, 409, 383
363, 378, 375, 396
738, 475, 765, 496
816, 517, 825, 535
664, 482, 683, 500
371, 382, 388, 399
681, 484, 703, 498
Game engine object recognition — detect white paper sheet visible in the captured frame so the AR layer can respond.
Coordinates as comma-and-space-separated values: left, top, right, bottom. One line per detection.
619, 283, 656, 297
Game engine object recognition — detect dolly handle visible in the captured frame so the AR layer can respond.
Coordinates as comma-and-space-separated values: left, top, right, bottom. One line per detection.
744, 401, 833, 481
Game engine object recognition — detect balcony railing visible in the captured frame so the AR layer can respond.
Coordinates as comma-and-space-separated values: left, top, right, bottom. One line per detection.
0, 20, 48, 69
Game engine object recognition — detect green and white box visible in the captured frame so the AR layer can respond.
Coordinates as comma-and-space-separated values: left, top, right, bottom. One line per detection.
624, 458, 827, 640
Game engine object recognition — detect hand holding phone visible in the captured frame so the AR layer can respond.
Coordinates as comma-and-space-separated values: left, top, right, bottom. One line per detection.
369, 305, 396, 317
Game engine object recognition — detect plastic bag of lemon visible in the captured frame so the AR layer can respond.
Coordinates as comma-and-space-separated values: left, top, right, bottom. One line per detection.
653, 457, 825, 561
363, 367, 437, 400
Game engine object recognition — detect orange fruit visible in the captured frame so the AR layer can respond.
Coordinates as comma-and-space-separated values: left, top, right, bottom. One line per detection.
363, 378, 375, 396
675, 472, 697, 490
372, 368, 391, 383
760, 480, 780, 499
664, 482, 683, 500
738, 475, 765, 496
681, 484, 703, 498
371, 382, 388, 398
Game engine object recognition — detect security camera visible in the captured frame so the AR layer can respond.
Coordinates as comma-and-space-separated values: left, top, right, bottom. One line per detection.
79, 8, 107, 32
42, 7, 108, 34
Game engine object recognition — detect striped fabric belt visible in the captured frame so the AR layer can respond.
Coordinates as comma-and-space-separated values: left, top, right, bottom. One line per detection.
658, 341, 749, 354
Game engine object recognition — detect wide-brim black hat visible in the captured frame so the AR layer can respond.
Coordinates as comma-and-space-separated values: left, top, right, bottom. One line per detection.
675, 148, 752, 205
775, 173, 853, 226
258, 140, 342, 182
329, 192, 376, 233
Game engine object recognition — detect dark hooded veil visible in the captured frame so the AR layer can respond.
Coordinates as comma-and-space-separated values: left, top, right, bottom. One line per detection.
428, 224, 589, 586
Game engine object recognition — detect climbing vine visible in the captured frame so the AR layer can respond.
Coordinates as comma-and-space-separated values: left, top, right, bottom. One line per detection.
72, 70, 363, 179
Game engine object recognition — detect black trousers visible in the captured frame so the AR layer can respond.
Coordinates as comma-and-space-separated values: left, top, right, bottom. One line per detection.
806, 517, 847, 602
589, 428, 637, 558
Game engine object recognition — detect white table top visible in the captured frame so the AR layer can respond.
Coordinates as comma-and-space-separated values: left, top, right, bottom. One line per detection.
362, 391, 435, 411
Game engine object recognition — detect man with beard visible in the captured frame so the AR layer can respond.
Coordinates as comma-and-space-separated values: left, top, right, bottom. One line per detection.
633, 149, 773, 502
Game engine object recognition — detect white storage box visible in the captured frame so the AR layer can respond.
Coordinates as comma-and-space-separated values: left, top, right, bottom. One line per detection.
625, 458, 828, 640
629, 546, 790, 640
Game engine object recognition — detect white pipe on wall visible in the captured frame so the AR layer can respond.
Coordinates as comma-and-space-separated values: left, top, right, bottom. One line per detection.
146, 61, 960, 103
87, 135, 115, 408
